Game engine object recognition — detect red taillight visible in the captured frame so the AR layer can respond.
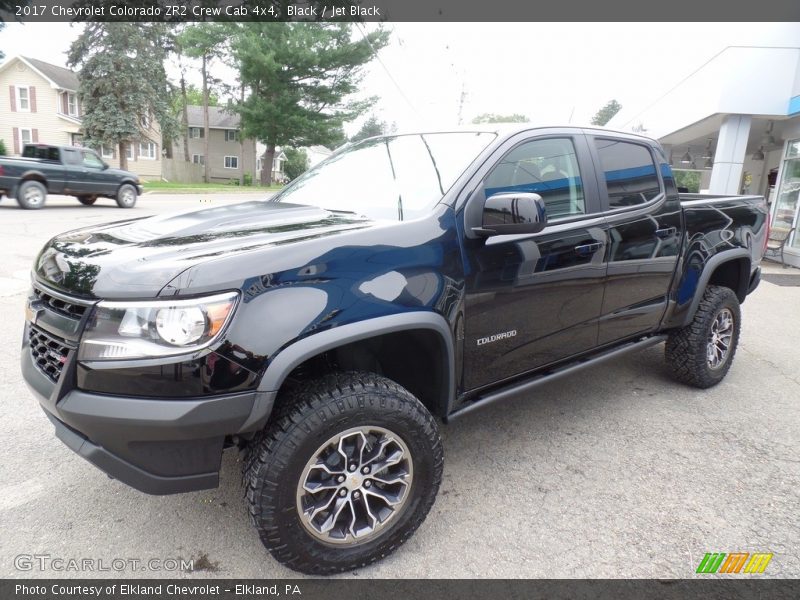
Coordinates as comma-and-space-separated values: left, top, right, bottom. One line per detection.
0, 165, 4, 176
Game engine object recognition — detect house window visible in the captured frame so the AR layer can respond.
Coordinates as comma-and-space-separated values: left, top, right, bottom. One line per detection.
224, 156, 239, 169
16, 86, 30, 112
101, 144, 114, 158
225, 129, 239, 142
20, 128, 33, 146
192, 154, 204, 165
67, 93, 78, 117
189, 127, 203, 139
256, 159, 262, 171
139, 141, 157, 159
140, 113, 150, 129
125, 145, 133, 159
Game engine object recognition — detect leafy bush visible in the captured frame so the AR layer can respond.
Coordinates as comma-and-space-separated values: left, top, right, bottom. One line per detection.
0, 139, 6, 156
243, 172, 253, 186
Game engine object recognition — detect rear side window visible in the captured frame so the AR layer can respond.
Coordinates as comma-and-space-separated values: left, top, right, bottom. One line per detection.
62, 149, 81, 165
594, 139, 661, 207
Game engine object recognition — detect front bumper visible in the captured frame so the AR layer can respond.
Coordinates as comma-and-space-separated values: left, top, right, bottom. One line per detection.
22, 336, 274, 495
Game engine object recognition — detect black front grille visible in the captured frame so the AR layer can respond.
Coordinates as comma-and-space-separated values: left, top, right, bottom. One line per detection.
32, 287, 88, 320
28, 326, 73, 383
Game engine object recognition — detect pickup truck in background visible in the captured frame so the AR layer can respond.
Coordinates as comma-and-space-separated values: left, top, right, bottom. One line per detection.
21, 126, 768, 574
0, 144, 142, 209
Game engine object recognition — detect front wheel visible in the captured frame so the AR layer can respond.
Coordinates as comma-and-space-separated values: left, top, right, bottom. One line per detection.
17, 180, 47, 209
665, 285, 741, 388
116, 184, 137, 208
243, 372, 443, 575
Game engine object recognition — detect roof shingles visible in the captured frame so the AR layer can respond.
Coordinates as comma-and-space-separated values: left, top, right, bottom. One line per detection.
22, 56, 80, 91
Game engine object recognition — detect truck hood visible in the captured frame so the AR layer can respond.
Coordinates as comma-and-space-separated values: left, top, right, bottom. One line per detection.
33, 201, 373, 298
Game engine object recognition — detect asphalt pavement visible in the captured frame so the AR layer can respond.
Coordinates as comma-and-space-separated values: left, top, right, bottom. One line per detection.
0, 192, 798, 578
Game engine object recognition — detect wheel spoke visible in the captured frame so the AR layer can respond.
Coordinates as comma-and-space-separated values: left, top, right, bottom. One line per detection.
318, 496, 350, 534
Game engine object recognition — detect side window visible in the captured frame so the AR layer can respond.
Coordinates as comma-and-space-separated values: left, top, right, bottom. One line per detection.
62, 149, 81, 165
594, 139, 661, 207
484, 137, 585, 219
82, 150, 104, 168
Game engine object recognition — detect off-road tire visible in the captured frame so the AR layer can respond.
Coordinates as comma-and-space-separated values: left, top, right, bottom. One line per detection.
665, 285, 741, 388
116, 184, 137, 208
77, 195, 97, 206
243, 371, 443, 575
17, 180, 47, 209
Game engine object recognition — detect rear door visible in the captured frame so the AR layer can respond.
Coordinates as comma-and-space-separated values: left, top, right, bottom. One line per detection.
461, 130, 608, 391
586, 133, 683, 344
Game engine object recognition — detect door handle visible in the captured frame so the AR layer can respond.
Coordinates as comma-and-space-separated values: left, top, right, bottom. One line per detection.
574, 242, 603, 256
655, 227, 677, 239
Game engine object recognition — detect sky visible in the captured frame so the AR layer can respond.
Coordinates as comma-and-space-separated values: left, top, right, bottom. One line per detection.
1, 22, 798, 136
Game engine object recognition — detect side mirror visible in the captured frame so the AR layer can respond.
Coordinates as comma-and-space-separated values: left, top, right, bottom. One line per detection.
102, 163, 109, 170
473, 192, 547, 237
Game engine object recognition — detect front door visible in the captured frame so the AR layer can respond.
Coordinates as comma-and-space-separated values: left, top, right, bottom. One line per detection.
461, 132, 608, 392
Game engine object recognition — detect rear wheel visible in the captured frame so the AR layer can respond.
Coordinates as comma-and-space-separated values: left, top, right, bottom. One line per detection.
17, 180, 47, 210
116, 184, 137, 208
77, 196, 97, 206
244, 371, 443, 575
665, 285, 741, 388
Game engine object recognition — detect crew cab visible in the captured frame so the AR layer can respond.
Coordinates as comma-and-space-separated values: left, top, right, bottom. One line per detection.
0, 144, 142, 209
21, 125, 767, 575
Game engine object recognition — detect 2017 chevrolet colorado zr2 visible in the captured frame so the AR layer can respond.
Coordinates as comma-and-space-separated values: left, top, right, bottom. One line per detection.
21, 126, 767, 574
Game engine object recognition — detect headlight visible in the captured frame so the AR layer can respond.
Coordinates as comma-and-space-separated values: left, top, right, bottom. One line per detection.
78, 291, 238, 361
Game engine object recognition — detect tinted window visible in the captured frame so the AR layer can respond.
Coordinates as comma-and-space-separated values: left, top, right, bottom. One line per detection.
22, 146, 60, 161
484, 137, 585, 219
594, 139, 661, 207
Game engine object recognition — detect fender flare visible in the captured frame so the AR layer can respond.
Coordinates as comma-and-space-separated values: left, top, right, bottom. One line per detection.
679, 248, 751, 328
255, 310, 456, 410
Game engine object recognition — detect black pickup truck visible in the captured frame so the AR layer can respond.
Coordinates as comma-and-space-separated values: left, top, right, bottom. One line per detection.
0, 144, 142, 209
21, 126, 767, 574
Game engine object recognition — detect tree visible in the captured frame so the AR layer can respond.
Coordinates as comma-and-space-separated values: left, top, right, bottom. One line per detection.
471, 113, 529, 124
68, 23, 178, 171
283, 147, 309, 181
231, 23, 390, 186
180, 84, 220, 108
177, 23, 229, 183
350, 115, 393, 142
674, 170, 701, 193
591, 100, 622, 126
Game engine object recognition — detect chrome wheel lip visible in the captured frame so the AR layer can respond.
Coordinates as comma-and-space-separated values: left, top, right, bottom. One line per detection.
707, 308, 734, 370
296, 425, 413, 546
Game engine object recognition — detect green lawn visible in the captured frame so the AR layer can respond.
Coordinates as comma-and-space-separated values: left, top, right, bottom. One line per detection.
142, 181, 284, 194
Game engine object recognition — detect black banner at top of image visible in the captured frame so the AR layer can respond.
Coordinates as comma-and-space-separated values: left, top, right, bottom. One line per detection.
1, 0, 800, 22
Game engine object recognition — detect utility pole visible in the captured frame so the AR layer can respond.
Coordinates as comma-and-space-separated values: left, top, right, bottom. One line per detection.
457, 81, 467, 126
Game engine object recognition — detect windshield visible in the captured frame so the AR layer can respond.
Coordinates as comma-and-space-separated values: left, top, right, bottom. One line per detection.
271, 132, 496, 220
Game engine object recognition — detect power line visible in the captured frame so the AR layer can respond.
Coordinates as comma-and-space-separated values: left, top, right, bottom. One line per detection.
355, 23, 422, 119
620, 45, 800, 128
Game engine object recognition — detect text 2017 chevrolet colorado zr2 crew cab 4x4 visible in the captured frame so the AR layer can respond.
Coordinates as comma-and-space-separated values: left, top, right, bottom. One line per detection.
21, 126, 767, 574
0, 143, 141, 209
